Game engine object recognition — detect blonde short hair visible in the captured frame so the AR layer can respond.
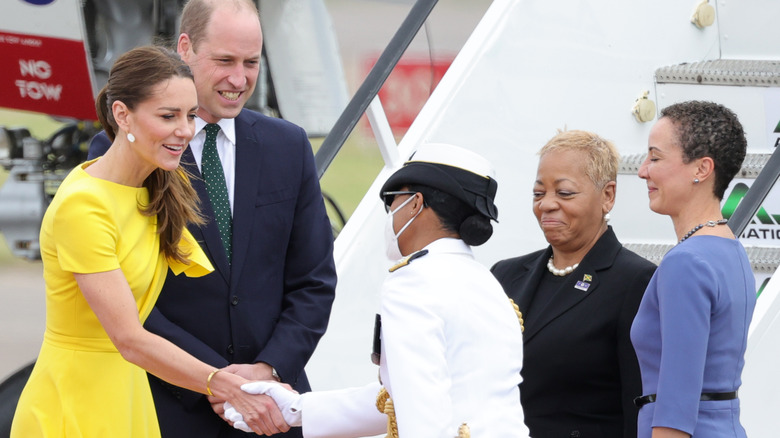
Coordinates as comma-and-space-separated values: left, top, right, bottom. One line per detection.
538, 129, 620, 189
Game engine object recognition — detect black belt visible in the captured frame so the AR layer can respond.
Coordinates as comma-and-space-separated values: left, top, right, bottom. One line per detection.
634, 391, 738, 408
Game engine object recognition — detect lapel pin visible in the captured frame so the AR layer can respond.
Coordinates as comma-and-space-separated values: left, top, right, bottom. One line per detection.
574, 280, 590, 291
583, 274, 592, 282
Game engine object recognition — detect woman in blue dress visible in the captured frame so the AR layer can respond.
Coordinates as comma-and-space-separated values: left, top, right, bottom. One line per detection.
631, 100, 756, 438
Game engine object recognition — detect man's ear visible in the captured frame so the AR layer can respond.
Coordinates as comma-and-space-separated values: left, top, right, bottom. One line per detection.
178, 33, 192, 61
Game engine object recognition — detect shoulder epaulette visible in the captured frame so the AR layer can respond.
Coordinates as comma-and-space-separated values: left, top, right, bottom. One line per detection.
389, 249, 429, 272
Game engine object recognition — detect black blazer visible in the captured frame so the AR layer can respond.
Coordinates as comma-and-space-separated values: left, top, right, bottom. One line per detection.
491, 227, 655, 438
89, 109, 336, 438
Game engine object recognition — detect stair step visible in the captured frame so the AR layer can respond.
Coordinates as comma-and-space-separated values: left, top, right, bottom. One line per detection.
619, 152, 770, 178
623, 243, 780, 274
655, 59, 780, 87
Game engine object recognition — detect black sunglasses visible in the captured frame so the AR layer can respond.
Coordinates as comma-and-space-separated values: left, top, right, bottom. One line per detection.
382, 191, 417, 213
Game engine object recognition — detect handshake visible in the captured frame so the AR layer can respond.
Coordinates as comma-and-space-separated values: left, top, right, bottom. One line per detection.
224, 381, 303, 433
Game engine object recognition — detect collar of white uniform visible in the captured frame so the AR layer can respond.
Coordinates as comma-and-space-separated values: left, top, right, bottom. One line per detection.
388, 238, 473, 272
422, 237, 473, 257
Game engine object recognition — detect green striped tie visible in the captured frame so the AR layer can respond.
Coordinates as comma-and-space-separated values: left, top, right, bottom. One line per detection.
201, 124, 232, 263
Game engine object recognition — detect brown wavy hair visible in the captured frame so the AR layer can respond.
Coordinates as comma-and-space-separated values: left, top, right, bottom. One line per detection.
94, 45, 204, 263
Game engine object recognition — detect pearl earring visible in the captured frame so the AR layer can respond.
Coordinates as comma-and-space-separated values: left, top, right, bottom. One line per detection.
604, 212, 611, 222
693, 178, 700, 184
127, 133, 136, 143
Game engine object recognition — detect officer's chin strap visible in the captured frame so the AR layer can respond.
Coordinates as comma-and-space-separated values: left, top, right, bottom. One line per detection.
373, 299, 523, 438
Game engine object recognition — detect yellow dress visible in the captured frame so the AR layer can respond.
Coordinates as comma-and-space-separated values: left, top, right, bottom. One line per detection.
10, 160, 213, 437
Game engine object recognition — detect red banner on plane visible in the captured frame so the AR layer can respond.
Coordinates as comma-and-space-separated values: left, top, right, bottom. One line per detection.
365, 56, 453, 135
0, 31, 96, 120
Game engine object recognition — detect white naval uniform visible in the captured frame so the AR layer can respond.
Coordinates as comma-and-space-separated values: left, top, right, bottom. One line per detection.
300, 238, 529, 438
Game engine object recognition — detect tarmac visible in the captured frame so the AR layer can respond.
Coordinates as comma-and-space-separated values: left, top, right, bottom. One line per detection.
0, 257, 45, 382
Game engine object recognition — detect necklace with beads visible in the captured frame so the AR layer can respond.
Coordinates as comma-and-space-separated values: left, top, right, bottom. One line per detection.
678, 219, 729, 244
547, 256, 579, 276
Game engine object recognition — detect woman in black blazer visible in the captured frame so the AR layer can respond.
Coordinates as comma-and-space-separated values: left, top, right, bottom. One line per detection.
492, 130, 656, 438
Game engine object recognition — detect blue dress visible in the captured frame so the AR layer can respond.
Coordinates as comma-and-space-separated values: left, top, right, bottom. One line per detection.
630, 236, 755, 438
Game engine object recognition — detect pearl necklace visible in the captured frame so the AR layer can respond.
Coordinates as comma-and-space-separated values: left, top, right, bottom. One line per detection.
547, 256, 579, 276
678, 219, 729, 244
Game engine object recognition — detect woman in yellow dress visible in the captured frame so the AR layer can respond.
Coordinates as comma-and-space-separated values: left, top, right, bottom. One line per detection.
11, 46, 288, 437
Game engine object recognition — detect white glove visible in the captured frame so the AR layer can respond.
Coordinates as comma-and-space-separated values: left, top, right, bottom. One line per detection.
223, 402, 253, 433
241, 381, 303, 427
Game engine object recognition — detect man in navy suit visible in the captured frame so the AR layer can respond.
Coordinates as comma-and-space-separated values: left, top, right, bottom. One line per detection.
88, 0, 336, 436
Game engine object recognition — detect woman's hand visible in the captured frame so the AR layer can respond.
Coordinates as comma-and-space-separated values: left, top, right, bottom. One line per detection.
210, 371, 290, 435
242, 381, 302, 426
225, 380, 303, 431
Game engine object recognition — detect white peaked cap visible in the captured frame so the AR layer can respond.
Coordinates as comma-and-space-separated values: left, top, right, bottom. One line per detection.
380, 143, 499, 221
407, 143, 496, 179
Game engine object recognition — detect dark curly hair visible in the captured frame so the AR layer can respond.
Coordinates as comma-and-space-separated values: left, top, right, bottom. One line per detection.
660, 101, 747, 200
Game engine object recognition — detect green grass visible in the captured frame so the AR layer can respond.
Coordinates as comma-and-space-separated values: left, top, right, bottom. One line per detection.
0, 226, 12, 262
313, 132, 386, 232
0, 108, 66, 139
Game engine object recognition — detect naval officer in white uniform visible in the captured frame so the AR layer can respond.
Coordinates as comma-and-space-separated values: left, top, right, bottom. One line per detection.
227, 144, 529, 437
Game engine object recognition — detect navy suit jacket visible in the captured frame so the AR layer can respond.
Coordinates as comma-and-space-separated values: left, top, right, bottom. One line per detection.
491, 227, 655, 438
88, 109, 336, 438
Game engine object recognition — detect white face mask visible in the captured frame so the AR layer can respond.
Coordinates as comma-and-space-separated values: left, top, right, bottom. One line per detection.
384, 194, 421, 261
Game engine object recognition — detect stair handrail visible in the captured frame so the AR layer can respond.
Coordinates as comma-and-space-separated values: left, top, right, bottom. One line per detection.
729, 146, 780, 237
314, 0, 439, 179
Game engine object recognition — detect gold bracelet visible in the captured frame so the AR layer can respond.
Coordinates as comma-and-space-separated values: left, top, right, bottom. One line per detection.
206, 369, 221, 396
